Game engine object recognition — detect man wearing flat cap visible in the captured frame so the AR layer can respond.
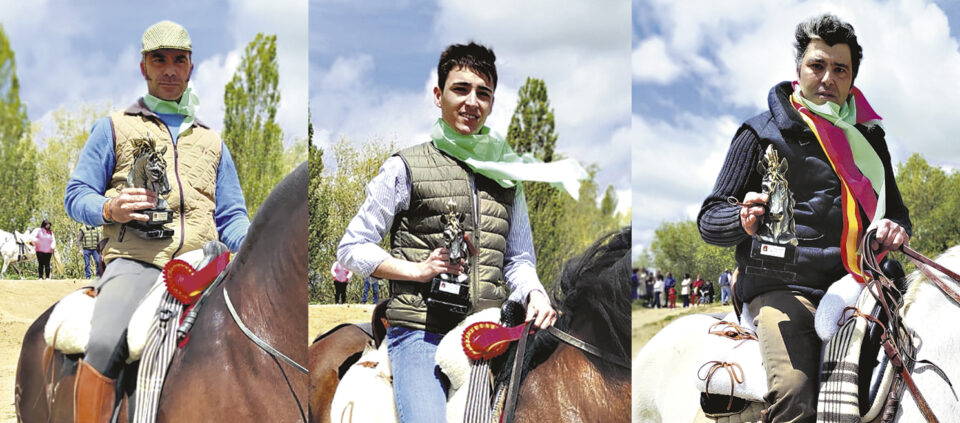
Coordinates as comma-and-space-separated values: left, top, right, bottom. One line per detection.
65, 20, 250, 422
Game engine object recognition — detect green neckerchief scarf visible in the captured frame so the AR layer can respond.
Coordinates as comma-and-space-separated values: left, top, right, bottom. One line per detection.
430, 118, 588, 200
143, 85, 199, 137
792, 85, 887, 222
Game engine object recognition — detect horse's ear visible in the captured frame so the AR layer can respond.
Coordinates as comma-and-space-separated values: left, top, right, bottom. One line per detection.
441, 214, 449, 225
757, 161, 766, 174
780, 158, 788, 172
158, 145, 167, 155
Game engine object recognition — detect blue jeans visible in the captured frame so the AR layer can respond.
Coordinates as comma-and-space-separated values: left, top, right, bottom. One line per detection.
386, 326, 447, 422
82, 248, 100, 279
362, 277, 379, 304
721, 285, 732, 305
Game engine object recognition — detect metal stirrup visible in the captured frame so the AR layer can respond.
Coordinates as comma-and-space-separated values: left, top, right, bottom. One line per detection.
223, 287, 308, 374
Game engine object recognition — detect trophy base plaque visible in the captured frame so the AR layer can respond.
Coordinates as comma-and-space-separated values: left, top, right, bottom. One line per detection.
142, 208, 173, 225
426, 277, 470, 316
127, 208, 174, 240
750, 238, 798, 264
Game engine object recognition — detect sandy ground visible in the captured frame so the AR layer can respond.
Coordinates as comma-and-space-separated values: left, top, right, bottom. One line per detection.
308, 303, 376, 342
631, 303, 730, 356
0, 279, 85, 423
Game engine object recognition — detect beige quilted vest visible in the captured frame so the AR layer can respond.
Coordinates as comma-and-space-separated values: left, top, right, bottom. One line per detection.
101, 99, 220, 267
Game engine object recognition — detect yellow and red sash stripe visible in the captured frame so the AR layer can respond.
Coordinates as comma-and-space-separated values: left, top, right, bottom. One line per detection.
789, 86, 883, 282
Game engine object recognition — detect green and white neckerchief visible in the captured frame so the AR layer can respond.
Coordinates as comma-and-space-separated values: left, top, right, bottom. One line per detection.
430, 118, 588, 200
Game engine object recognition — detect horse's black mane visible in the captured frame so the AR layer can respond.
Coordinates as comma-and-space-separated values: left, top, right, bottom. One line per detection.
493, 227, 632, 385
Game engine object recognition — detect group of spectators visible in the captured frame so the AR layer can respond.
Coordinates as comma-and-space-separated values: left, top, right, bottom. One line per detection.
631, 268, 735, 308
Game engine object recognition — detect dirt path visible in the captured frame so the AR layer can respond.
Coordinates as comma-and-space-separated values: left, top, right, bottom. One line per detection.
0, 279, 85, 423
631, 303, 731, 356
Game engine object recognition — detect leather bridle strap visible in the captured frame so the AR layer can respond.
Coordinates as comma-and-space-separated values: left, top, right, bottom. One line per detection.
901, 245, 960, 307
546, 326, 631, 369
881, 333, 939, 423
501, 321, 534, 423
223, 287, 308, 374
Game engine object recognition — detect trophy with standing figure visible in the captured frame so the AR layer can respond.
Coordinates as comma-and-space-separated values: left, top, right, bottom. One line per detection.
426, 200, 476, 315
748, 145, 798, 272
124, 135, 174, 239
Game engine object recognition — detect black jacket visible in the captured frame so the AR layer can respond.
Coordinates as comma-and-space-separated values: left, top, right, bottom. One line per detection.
697, 82, 911, 303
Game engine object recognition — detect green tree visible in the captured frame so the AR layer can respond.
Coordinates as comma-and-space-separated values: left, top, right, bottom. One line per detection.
507, 77, 557, 162
309, 138, 393, 303
649, 219, 735, 286
506, 77, 570, 287
0, 26, 37, 231
223, 33, 283, 217
308, 114, 328, 295
600, 185, 618, 217
895, 153, 960, 258
30, 105, 111, 279
505, 77, 621, 289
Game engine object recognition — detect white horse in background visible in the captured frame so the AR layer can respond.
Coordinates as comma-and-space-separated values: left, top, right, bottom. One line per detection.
1, 229, 36, 278
632, 246, 960, 423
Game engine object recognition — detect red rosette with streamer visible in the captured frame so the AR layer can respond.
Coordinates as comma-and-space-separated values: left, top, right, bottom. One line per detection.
462, 321, 507, 360
163, 251, 230, 305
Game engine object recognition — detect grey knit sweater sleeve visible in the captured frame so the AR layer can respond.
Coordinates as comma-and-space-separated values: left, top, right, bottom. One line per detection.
697, 126, 765, 247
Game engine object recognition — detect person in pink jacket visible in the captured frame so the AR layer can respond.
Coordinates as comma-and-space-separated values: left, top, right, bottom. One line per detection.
331, 261, 353, 304
30, 219, 56, 279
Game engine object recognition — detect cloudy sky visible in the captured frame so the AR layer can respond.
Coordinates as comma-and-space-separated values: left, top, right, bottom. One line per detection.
0, 0, 307, 145
310, 0, 633, 213
632, 0, 960, 255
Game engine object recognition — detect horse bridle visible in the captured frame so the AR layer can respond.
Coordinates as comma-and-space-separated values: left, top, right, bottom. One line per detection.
859, 229, 960, 423
501, 321, 630, 423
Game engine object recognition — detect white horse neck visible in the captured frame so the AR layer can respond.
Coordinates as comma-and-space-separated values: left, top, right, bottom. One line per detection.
895, 245, 960, 421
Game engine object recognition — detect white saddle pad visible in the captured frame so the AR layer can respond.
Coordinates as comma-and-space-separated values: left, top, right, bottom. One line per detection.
697, 275, 868, 405
43, 249, 206, 361
694, 312, 768, 402
330, 307, 503, 423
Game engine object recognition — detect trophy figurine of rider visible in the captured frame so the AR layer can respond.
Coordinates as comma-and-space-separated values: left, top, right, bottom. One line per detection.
750, 145, 798, 267
426, 199, 474, 315
124, 135, 174, 239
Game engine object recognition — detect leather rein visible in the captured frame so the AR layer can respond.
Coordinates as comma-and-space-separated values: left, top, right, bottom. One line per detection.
859, 229, 960, 423
501, 321, 630, 423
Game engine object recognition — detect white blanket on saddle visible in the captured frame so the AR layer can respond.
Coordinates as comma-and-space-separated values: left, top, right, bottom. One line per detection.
694, 312, 768, 402
696, 275, 864, 404
330, 307, 503, 423
43, 249, 206, 361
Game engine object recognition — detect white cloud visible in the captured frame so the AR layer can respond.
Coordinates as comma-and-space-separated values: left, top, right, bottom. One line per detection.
310, 57, 437, 152
632, 37, 682, 84
631, 112, 739, 246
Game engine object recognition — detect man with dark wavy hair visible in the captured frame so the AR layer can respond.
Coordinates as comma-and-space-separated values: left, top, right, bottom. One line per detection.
698, 14, 911, 422
338, 42, 588, 422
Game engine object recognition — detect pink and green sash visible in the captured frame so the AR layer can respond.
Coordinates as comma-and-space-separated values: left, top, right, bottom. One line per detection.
789, 83, 885, 282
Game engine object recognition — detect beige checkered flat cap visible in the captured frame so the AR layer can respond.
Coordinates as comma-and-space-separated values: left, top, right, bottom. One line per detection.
141, 20, 192, 53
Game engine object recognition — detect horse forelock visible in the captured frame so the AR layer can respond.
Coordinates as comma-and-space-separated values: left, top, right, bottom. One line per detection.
902, 245, 960, 314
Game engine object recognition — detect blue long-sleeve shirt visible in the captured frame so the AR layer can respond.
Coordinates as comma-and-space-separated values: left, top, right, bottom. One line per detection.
64, 112, 250, 252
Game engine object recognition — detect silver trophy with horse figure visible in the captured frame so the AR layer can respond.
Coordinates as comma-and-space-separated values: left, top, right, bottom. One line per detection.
750, 144, 798, 265
426, 199, 476, 315
125, 134, 174, 239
